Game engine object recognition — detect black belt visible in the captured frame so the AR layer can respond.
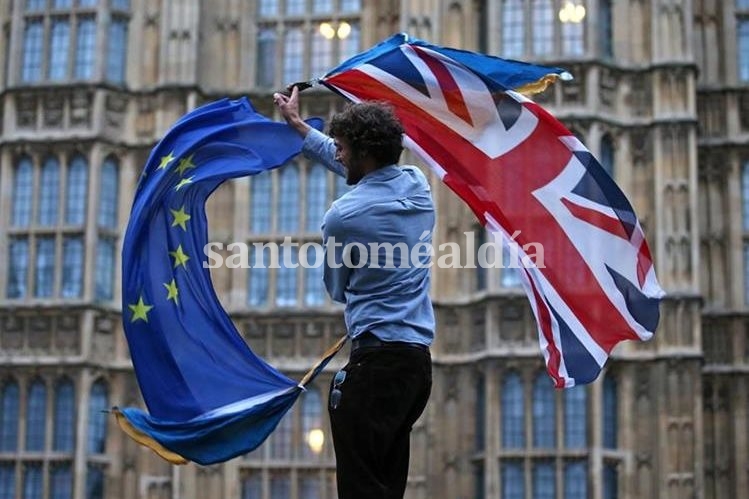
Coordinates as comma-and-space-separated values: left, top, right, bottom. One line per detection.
351, 332, 429, 353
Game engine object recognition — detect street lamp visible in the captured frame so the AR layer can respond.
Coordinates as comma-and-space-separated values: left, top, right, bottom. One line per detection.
559, 1, 586, 23
319, 21, 352, 39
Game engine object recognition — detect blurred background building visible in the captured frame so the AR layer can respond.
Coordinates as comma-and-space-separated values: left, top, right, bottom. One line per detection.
0, 0, 746, 498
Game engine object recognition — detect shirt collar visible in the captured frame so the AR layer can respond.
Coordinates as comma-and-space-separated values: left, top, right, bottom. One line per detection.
357, 165, 400, 186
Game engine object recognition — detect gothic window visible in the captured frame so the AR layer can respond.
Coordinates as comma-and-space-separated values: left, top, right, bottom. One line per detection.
65, 155, 88, 225
304, 244, 325, 306
12, 157, 33, 227
599, 0, 613, 58
270, 474, 291, 498
603, 462, 618, 499
299, 387, 323, 459
564, 387, 587, 447
74, 16, 96, 79
532, 373, 555, 447
738, 1, 749, 81
269, 411, 293, 459
276, 246, 299, 306
106, 17, 128, 83
25, 380, 46, 451
256, 28, 277, 88
248, 245, 270, 307
0, 464, 16, 499
476, 228, 487, 291
278, 165, 301, 232
742, 162, 749, 231
0, 380, 19, 451
500, 0, 588, 59
50, 464, 73, 499
21, 20, 43, 82
53, 378, 75, 451
7, 238, 29, 299
254, 0, 361, 88
501, 242, 523, 288
48, 18, 70, 80
251, 173, 273, 233
95, 157, 119, 302
306, 164, 327, 232
35, 237, 55, 298
85, 464, 104, 499
564, 460, 588, 498
62, 236, 84, 298
602, 375, 617, 448
23, 464, 43, 499
241, 472, 262, 499
502, 0, 525, 58
532, 0, 554, 56
87, 381, 108, 454
501, 372, 525, 448
39, 157, 60, 226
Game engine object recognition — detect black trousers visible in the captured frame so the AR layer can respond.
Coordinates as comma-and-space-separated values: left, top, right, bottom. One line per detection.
328, 344, 432, 499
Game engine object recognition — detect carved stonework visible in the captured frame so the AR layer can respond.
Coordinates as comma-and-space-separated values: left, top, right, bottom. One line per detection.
28, 316, 52, 350
43, 92, 65, 128
471, 306, 486, 351
697, 94, 726, 137
105, 93, 129, 130
599, 67, 617, 109
628, 73, 652, 118
0, 315, 25, 350
70, 90, 92, 127
500, 304, 524, 343
16, 93, 37, 128
561, 65, 585, 105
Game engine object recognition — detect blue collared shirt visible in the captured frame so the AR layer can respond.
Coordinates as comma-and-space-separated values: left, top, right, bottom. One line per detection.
302, 128, 435, 346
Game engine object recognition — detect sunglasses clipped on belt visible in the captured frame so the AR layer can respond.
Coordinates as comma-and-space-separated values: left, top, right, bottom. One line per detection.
329, 369, 347, 410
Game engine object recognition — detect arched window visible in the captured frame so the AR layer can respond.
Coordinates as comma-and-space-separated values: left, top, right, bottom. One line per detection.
286, 0, 305, 15
87, 380, 108, 454
270, 474, 291, 498
95, 238, 116, 302
300, 387, 323, 459
742, 162, 749, 231
248, 245, 270, 307
269, 411, 293, 459
7, 237, 29, 299
502, 0, 525, 58
66, 155, 88, 225
0, 380, 19, 451
304, 244, 325, 306
600, 134, 615, 177
74, 16, 96, 79
276, 246, 298, 307
278, 164, 300, 232
532, 460, 555, 498
49, 18, 70, 80
62, 236, 84, 298
563, 387, 587, 447
561, 2, 585, 55
250, 173, 272, 233
39, 157, 60, 226
22, 20, 43, 82
311, 30, 333, 78
26, 379, 47, 451
532, 0, 554, 55
53, 378, 76, 451
105, 17, 128, 83
283, 28, 304, 83
35, 237, 55, 298
501, 372, 524, 448
13, 156, 33, 227
300, 474, 320, 499
532, 373, 555, 448
98, 157, 119, 228
603, 375, 617, 448
306, 164, 327, 232
256, 29, 277, 88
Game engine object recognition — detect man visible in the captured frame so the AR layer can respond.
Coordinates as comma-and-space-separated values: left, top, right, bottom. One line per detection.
274, 86, 434, 499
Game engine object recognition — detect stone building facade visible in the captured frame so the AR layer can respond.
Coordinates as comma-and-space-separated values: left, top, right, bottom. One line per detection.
0, 0, 746, 498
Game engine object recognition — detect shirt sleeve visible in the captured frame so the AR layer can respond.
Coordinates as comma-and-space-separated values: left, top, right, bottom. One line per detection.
321, 204, 351, 303
302, 128, 346, 178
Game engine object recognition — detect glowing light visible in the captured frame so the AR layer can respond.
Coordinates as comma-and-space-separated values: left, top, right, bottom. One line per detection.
559, 1, 586, 23
319, 22, 335, 39
337, 21, 351, 39
307, 429, 324, 454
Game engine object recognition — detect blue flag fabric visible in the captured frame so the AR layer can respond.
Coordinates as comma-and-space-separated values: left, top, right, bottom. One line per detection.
116, 97, 327, 465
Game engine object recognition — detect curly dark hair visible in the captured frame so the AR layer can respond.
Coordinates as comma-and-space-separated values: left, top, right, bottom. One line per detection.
328, 102, 405, 168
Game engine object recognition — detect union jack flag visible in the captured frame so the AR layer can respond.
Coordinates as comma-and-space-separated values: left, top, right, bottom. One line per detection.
319, 34, 665, 387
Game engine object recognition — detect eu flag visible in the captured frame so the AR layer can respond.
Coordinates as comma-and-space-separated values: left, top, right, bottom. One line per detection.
114, 97, 331, 465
